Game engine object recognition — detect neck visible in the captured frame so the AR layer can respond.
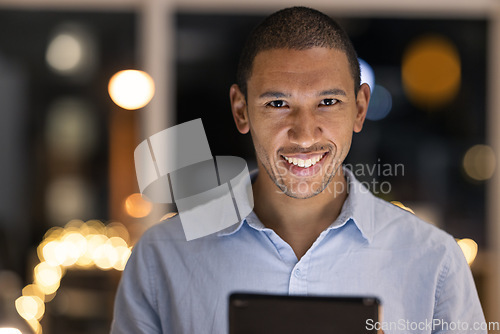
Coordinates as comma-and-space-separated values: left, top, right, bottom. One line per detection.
252, 167, 348, 260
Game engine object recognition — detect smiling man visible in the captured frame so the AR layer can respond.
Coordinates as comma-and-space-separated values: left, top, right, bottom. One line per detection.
111, 7, 486, 334
230, 45, 369, 260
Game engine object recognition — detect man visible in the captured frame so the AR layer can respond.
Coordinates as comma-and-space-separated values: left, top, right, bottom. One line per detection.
111, 7, 485, 333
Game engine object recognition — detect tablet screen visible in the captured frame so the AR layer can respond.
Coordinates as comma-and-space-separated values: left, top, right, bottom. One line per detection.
229, 293, 381, 334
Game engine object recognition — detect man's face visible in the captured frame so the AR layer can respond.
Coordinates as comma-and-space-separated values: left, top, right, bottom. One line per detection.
231, 47, 369, 199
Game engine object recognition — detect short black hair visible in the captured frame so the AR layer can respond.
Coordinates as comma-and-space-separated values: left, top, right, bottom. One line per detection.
236, 6, 361, 97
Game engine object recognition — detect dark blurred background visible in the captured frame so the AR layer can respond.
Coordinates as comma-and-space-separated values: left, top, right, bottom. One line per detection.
0, 1, 499, 333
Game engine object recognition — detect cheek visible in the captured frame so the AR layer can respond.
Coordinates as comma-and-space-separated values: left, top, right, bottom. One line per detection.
250, 115, 287, 147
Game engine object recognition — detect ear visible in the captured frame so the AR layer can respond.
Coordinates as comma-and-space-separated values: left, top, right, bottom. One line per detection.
230, 84, 250, 134
353, 83, 371, 133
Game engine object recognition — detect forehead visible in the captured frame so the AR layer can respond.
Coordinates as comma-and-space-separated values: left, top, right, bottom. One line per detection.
248, 47, 354, 96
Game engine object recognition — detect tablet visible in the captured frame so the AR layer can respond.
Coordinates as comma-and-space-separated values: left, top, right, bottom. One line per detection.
229, 293, 382, 334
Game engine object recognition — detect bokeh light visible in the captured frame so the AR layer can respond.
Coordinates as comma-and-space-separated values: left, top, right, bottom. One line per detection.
457, 238, 478, 265
15, 295, 44, 321
463, 144, 496, 181
45, 176, 95, 226
47, 33, 82, 72
34, 262, 63, 295
16, 220, 133, 331
113, 246, 132, 271
125, 193, 153, 218
390, 201, 415, 214
106, 222, 130, 244
0, 329, 23, 334
402, 35, 461, 109
45, 24, 97, 77
359, 58, 375, 92
25, 319, 42, 334
22, 284, 45, 303
108, 70, 155, 110
366, 85, 393, 121
45, 98, 98, 161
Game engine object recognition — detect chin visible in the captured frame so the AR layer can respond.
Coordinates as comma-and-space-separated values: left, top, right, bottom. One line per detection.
275, 181, 326, 199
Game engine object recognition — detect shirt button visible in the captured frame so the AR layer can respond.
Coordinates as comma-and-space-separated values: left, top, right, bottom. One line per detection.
294, 269, 301, 278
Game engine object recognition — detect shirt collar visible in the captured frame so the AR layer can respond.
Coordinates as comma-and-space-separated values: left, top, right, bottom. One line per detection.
330, 167, 375, 243
217, 166, 375, 243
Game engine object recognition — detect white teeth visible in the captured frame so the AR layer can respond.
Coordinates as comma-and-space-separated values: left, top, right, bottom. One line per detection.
283, 153, 325, 168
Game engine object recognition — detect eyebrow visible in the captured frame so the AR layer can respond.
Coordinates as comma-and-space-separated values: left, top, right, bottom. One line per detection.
320, 89, 347, 96
258, 89, 347, 99
258, 91, 291, 99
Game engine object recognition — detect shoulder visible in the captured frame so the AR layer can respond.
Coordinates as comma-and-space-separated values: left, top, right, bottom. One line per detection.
140, 212, 185, 242
370, 195, 459, 253
133, 211, 227, 256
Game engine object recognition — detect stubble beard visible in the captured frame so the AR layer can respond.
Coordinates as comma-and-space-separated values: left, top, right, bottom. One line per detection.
256, 145, 342, 200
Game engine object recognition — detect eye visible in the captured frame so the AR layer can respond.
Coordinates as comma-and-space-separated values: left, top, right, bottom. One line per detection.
266, 100, 288, 108
319, 98, 338, 106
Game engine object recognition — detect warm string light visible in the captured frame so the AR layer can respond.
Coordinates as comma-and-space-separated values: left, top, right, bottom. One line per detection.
15, 220, 132, 333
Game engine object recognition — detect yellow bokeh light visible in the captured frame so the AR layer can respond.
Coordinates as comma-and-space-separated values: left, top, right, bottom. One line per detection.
402, 35, 461, 109
108, 236, 128, 248
108, 70, 155, 110
22, 284, 45, 303
60, 232, 88, 267
65, 219, 84, 229
125, 193, 153, 218
25, 318, 42, 334
93, 243, 118, 270
41, 240, 60, 266
85, 234, 109, 261
84, 219, 107, 235
0, 329, 23, 334
34, 262, 63, 295
17, 219, 134, 334
160, 212, 178, 221
15, 295, 44, 321
457, 238, 478, 265
390, 201, 415, 214
43, 226, 63, 242
113, 246, 132, 271
36, 282, 60, 296
106, 222, 130, 243
463, 144, 496, 181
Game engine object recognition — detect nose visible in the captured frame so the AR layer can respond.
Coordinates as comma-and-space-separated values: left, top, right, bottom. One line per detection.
287, 109, 322, 148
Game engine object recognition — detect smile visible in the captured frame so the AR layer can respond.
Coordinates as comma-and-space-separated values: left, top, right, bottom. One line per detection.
281, 153, 327, 168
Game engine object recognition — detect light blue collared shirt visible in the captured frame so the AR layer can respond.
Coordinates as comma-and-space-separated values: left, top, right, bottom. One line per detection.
111, 169, 485, 333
